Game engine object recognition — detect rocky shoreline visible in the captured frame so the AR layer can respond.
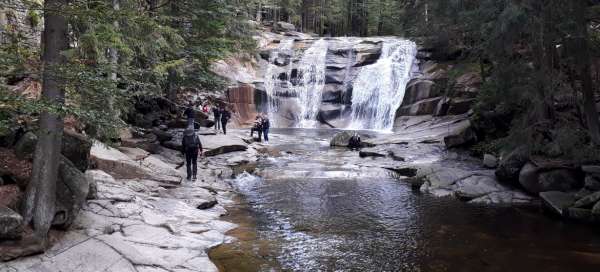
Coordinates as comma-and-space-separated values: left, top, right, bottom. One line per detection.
1, 129, 260, 272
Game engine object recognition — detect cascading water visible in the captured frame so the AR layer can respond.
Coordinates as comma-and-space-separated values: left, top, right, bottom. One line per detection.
265, 39, 295, 127
348, 39, 417, 131
294, 39, 329, 128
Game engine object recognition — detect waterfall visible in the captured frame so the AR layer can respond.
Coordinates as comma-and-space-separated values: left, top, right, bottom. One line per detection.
265, 39, 295, 127
348, 39, 417, 131
294, 39, 329, 128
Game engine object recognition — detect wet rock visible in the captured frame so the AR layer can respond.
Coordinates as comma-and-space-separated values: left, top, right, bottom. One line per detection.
520, 164, 581, 194
353, 41, 382, 67
581, 165, 600, 176
330, 131, 353, 147
197, 200, 219, 210
584, 175, 600, 191
573, 191, 600, 208
443, 120, 477, 148
14, 131, 37, 159
483, 154, 498, 169
540, 191, 576, 216
495, 146, 529, 185
566, 207, 593, 222
0, 206, 23, 240
469, 191, 534, 205
454, 175, 506, 200
592, 201, 600, 215
359, 150, 386, 158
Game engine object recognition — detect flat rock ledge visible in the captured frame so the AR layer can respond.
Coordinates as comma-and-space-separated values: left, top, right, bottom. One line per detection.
0, 131, 261, 272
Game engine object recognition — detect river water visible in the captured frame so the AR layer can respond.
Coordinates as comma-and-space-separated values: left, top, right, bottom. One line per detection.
209, 129, 600, 272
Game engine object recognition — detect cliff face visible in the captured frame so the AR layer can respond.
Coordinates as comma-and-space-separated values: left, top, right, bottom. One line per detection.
0, 0, 42, 48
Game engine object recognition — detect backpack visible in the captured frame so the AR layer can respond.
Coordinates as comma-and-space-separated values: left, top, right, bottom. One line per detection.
183, 134, 199, 150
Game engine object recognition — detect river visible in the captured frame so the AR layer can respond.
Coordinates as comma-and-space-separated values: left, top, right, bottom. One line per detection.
209, 128, 600, 272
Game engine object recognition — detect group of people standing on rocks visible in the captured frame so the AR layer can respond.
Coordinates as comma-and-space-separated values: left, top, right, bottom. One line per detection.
250, 114, 270, 143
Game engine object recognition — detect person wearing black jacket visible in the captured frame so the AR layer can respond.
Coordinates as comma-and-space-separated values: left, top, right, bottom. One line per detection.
261, 115, 270, 143
212, 106, 221, 133
220, 107, 231, 135
181, 128, 203, 181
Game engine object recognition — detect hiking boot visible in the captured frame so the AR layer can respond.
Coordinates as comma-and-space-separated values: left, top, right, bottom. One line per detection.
192, 176, 197, 181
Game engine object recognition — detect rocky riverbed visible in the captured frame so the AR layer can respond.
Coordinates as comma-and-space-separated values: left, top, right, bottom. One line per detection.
1, 129, 259, 272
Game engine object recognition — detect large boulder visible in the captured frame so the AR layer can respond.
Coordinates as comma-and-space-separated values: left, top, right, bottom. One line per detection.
401, 79, 439, 106
540, 191, 576, 216
0, 185, 21, 211
14, 131, 37, 159
53, 156, 91, 229
397, 97, 443, 116
443, 120, 477, 148
495, 146, 529, 185
276, 21, 296, 31
330, 131, 352, 147
483, 154, 499, 169
0, 206, 23, 240
62, 130, 93, 172
519, 163, 581, 194
202, 135, 248, 157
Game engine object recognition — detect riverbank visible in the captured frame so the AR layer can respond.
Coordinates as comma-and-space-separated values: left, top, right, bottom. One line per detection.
1, 129, 259, 272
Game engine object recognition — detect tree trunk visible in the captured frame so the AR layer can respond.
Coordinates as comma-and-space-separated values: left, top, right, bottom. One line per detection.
22, 0, 69, 239
108, 0, 120, 116
575, 1, 600, 144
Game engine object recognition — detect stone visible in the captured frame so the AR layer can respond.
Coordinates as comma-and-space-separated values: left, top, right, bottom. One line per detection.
573, 191, 600, 208
581, 165, 600, 175
62, 130, 93, 172
566, 207, 592, 222
53, 157, 91, 229
330, 131, 352, 147
359, 150, 386, 158
0, 206, 23, 240
454, 175, 506, 200
202, 135, 249, 157
13, 131, 37, 159
584, 175, 600, 191
539, 191, 576, 216
0, 185, 21, 210
495, 146, 529, 185
447, 98, 475, 115
537, 169, 581, 193
443, 120, 477, 148
152, 128, 173, 143
575, 188, 593, 200
353, 41, 383, 67
483, 154, 498, 169
469, 191, 534, 205
397, 97, 443, 116
197, 200, 219, 210
401, 79, 439, 106
518, 163, 539, 194
276, 21, 296, 31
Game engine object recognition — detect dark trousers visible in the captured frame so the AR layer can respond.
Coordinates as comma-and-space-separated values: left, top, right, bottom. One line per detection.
221, 121, 228, 134
263, 128, 269, 142
250, 127, 262, 141
185, 150, 198, 179
214, 115, 221, 130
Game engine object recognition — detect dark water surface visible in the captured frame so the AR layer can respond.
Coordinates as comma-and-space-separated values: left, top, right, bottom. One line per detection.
209, 129, 600, 272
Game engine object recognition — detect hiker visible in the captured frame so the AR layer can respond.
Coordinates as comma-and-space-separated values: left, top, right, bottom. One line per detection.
261, 114, 270, 144
202, 104, 209, 113
184, 102, 196, 128
348, 132, 361, 150
181, 128, 203, 181
220, 107, 231, 135
212, 106, 221, 133
250, 115, 263, 141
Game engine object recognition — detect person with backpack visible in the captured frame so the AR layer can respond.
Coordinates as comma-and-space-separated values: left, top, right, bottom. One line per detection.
181, 128, 203, 181
212, 106, 221, 133
261, 114, 270, 144
183, 102, 196, 129
220, 107, 231, 135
